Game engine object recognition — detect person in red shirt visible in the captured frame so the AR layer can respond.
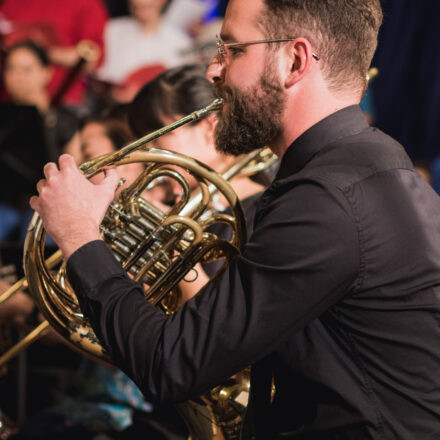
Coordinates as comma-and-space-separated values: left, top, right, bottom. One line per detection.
0, 0, 108, 106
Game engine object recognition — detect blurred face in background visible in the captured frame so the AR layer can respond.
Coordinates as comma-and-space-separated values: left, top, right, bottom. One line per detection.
3, 47, 52, 104
80, 121, 144, 193
154, 116, 222, 171
149, 114, 235, 204
81, 122, 115, 162
128, 0, 167, 27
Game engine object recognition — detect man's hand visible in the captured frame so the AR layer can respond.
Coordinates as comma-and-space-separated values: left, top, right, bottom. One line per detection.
30, 154, 119, 260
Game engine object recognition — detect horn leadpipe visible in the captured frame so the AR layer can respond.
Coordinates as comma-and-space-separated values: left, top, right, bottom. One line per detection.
81, 98, 224, 176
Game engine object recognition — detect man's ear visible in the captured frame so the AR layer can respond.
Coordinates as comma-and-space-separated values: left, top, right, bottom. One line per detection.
283, 38, 317, 89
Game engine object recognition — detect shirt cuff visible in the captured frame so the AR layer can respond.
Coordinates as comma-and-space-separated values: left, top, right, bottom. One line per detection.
66, 239, 126, 296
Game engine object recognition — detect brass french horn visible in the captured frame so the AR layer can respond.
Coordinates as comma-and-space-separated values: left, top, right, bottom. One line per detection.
0, 98, 277, 438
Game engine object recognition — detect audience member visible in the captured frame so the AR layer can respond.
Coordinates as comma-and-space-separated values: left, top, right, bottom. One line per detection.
78, 108, 145, 194
0, 0, 108, 107
97, 0, 193, 85
0, 41, 78, 243
3, 41, 78, 159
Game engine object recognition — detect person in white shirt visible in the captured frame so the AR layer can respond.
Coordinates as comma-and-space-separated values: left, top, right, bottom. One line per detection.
97, 0, 194, 84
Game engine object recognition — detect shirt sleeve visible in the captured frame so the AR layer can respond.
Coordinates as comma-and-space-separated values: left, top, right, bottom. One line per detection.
66, 179, 360, 405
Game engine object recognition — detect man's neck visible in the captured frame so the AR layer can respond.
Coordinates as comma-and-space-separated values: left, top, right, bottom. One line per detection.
271, 94, 360, 158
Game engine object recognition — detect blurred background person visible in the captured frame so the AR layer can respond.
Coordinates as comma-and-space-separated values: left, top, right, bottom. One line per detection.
0, 41, 78, 244
0, 0, 108, 109
97, 0, 193, 88
3, 41, 78, 160
76, 106, 146, 196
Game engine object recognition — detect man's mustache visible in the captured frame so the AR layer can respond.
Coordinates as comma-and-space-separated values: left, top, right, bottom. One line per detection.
214, 84, 233, 101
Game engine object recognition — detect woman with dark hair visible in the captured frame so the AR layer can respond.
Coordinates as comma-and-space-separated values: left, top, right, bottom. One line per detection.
75, 105, 145, 196
97, 0, 191, 85
3, 40, 78, 158
129, 64, 215, 136
0, 40, 78, 243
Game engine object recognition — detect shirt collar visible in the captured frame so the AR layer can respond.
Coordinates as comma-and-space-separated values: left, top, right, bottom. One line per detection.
275, 105, 369, 180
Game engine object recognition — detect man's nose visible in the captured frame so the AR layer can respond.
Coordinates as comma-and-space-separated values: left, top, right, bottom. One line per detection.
206, 56, 224, 84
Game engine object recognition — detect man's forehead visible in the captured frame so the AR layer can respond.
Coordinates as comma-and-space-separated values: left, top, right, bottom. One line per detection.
222, 0, 264, 41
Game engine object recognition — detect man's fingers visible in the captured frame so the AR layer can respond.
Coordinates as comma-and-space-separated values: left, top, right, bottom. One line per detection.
43, 162, 58, 179
58, 153, 78, 171
36, 178, 46, 194
29, 195, 39, 211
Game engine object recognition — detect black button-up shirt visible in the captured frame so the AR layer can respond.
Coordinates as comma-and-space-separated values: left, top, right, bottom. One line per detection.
67, 106, 440, 439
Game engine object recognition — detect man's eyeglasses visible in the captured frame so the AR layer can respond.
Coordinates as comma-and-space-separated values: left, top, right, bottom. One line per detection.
215, 35, 320, 65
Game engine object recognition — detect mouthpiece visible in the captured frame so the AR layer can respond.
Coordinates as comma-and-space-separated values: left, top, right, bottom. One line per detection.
194, 98, 224, 119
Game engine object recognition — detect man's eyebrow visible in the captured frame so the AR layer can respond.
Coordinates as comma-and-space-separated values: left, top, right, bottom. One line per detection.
220, 32, 236, 43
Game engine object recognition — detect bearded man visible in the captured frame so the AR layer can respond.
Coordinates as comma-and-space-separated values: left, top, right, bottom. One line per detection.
30, 0, 440, 438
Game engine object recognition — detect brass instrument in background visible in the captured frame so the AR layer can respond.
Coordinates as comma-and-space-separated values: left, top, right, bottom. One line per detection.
0, 98, 277, 439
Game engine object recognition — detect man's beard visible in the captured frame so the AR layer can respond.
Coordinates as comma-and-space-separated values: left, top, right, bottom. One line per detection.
214, 63, 285, 156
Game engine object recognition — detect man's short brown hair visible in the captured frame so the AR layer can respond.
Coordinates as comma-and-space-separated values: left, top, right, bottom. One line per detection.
261, 0, 383, 95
